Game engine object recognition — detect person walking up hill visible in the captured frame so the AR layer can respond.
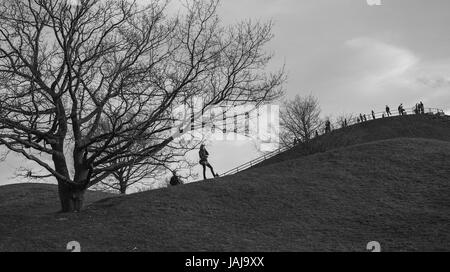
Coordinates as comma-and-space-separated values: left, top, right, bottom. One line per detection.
199, 144, 218, 180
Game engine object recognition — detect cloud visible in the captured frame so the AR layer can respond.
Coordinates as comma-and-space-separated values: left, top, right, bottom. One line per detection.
337, 37, 450, 111
414, 59, 450, 91
344, 37, 419, 92
417, 76, 450, 89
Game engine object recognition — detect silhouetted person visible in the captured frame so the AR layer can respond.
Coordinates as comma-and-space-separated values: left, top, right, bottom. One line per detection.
199, 144, 218, 180
359, 113, 364, 122
420, 101, 425, 114
372, 110, 376, 120
170, 171, 183, 186
386, 105, 391, 116
363, 114, 367, 122
325, 120, 331, 133
398, 103, 404, 115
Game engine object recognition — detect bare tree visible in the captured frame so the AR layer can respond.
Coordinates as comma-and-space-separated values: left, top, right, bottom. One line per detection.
335, 113, 355, 129
89, 111, 200, 194
97, 134, 200, 194
280, 94, 322, 146
0, 0, 284, 212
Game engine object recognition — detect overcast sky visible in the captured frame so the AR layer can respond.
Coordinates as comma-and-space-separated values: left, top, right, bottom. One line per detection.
217, 0, 450, 114
1, 0, 449, 188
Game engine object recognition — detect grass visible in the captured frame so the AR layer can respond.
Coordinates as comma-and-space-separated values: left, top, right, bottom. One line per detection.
0, 115, 449, 252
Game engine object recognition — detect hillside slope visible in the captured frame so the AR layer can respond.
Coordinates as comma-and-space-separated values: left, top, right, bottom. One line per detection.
0, 138, 448, 252
0, 183, 113, 215
253, 114, 450, 169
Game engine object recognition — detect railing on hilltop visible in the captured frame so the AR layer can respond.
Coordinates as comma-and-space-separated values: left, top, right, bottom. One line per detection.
221, 144, 293, 176
221, 107, 445, 176
330, 107, 444, 130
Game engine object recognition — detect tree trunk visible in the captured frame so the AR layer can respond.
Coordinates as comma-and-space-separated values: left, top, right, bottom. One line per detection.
119, 178, 127, 195
54, 155, 88, 213
52, 150, 85, 213
57, 148, 91, 212
57, 180, 86, 213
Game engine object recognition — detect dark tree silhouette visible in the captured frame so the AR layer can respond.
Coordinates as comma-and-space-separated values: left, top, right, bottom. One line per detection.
336, 113, 355, 128
280, 94, 322, 146
0, 0, 284, 212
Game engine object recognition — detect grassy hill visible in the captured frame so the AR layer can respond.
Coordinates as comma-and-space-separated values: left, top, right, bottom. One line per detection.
0, 183, 112, 215
254, 114, 450, 169
0, 115, 449, 252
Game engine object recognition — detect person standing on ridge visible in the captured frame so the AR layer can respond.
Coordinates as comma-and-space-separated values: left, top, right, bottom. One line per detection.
372, 110, 376, 120
325, 120, 331, 133
398, 103, 405, 115
199, 144, 218, 180
386, 105, 391, 116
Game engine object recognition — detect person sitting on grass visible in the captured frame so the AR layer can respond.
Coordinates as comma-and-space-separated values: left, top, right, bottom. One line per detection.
169, 171, 183, 186
199, 144, 218, 180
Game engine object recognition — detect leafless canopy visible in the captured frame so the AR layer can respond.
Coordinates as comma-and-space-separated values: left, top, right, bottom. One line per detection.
0, 0, 284, 211
280, 94, 322, 146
